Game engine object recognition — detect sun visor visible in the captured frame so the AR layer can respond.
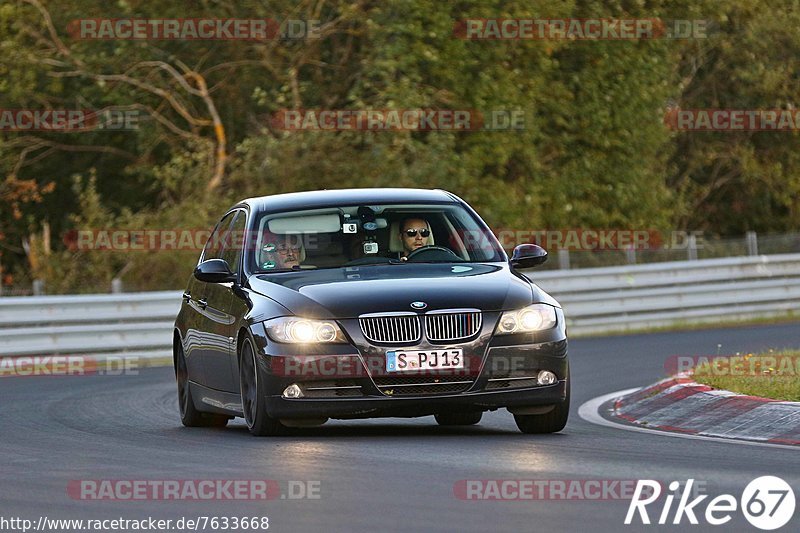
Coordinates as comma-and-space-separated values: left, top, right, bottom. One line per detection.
268, 213, 341, 233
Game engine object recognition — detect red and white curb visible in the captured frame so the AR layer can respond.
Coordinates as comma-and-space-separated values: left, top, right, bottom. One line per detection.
608, 376, 800, 446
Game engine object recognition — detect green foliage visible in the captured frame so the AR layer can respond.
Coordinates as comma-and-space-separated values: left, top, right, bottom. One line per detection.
1, 0, 798, 293
668, 0, 800, 232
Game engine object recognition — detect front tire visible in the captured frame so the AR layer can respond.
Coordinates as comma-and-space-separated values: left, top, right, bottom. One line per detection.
239, 336, 289, 436
435, 412, 482, 426
176, 342, 229, 428
514, 379, 570, 434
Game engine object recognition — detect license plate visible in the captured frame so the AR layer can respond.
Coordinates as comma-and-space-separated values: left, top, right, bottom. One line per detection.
386, 349, 464, 372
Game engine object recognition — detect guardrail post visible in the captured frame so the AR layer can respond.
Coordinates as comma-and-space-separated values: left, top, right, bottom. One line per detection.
557, 249, 570, 270
32, 279, 45, 295
625, 247, 636, 264
111, 278, 123, 294
746, 231, 758, 256
687, 235, 698, 261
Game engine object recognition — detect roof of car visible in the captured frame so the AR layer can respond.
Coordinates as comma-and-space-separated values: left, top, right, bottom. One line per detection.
238, 188, 462, 213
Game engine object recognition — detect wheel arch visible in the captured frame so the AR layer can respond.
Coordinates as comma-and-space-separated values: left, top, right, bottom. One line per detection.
236, 326, 250, 362
172, 329, 183, 377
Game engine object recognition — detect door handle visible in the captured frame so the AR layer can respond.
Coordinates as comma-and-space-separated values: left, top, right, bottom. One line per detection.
182, 292, 191, 302
197, 298, 208, 309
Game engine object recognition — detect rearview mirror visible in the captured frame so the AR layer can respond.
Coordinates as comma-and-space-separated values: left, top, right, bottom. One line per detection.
510, 244, 548, 269
194, 259, 236, 283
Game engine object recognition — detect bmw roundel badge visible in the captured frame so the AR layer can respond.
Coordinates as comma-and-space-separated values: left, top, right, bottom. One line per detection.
410, 301, 427, 310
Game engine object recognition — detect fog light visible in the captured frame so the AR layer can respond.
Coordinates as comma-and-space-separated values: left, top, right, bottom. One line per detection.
537, 370, 557, 385
282, 384, 304, 399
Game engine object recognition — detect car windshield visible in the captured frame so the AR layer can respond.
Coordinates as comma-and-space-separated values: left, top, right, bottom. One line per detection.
248, 202, 505, 273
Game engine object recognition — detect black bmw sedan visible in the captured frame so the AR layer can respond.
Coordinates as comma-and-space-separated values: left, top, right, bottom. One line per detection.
174, 188, 569, 436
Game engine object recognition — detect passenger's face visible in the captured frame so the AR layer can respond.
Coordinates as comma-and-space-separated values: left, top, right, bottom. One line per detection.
275, 240, 301, 269
263, 237, 301, 269
401, 219, 430, 253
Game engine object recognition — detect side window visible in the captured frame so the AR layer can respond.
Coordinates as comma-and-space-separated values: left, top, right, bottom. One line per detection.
220, 211, 247, 275
201, 212, 236, 262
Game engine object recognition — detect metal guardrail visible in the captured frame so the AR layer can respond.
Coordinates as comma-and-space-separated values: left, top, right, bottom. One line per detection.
529, 253, 800, 336
0, 291, 180, 358
1, 254, 799, 358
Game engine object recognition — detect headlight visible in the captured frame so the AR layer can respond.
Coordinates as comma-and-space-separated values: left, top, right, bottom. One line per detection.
495, 304, 557, 334
264, 317, 348, 344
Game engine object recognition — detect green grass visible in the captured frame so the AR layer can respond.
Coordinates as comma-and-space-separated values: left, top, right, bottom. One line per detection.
692, 350, 800, 401
569, 311, 799, 338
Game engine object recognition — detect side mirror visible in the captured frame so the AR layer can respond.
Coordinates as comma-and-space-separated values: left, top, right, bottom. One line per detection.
194, 259, 237, 283
510, 244, 548, 269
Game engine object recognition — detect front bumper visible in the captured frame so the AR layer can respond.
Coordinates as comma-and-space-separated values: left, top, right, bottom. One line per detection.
266, 380, 567, 419
249, 315, 569, 420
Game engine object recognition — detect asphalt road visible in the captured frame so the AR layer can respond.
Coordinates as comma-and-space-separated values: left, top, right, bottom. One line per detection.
2, 323, 799, 533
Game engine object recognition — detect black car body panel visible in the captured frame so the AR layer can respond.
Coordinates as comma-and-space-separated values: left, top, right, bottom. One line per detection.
173, 188, 570, 432
248, 263, 534, 318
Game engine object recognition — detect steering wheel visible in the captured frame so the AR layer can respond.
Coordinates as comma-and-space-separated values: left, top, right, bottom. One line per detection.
405, 245, 463, 262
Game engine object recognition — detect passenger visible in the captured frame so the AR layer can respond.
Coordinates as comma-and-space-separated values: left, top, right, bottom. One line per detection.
260, 233, 302, 269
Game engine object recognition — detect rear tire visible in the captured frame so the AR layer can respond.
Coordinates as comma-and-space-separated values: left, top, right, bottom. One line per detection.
176, 342, 229, 428
514, 379, 570, 434
239, 336, 290, 436
435, 412, 482, 426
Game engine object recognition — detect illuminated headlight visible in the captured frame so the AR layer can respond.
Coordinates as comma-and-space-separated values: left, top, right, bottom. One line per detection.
265, 317, 347, 344
495, 304, 557, 334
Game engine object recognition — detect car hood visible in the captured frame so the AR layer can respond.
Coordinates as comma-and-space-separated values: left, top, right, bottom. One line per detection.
248, 263, 538, 319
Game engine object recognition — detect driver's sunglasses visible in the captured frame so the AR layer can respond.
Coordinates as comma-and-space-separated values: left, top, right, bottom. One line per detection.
404, 228, 430, 238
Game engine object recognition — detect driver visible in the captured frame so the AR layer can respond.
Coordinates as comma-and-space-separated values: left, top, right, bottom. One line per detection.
399, 218, 433, 259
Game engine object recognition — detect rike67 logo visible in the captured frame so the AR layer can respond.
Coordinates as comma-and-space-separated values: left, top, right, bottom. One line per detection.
626, 477, 795, 530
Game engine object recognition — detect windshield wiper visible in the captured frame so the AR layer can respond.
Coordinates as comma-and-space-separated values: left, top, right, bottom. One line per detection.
406, 259, 468, 264
256, 265, 305, 273
341, 257, 405, 267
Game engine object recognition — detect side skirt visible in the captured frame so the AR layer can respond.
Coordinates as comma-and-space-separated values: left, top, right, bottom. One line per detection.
189, 381, 244, 417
